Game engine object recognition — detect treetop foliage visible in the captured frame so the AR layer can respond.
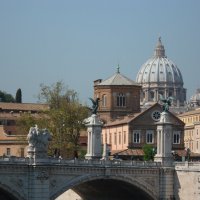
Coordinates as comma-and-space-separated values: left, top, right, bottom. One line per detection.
15, 88, 22, 103
0, 90, 15, 102
142, 144, 155, 161
38, 81, 79, 109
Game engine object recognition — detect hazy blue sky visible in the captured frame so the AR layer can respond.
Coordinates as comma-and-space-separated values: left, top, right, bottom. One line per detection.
0, 0, 200, 104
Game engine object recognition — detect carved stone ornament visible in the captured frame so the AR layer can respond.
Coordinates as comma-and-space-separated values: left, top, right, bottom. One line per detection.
37, 171, 49, 182
27, 125, 52, 158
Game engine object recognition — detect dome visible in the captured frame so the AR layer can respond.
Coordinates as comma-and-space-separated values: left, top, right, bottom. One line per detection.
136, 37, 183, 85
136, 37, 186, 105
190, 89, 200, 107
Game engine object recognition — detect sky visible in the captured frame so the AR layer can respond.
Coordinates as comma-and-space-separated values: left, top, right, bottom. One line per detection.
0, 0, 200, 105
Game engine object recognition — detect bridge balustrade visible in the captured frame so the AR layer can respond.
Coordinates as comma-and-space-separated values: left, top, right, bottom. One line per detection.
0, 157, 161, 167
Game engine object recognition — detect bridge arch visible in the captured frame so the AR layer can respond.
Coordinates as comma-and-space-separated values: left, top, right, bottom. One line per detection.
51, 174, 158, 200
0, 183, 26, 200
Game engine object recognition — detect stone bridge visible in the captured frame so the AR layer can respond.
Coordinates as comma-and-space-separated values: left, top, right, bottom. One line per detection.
0, 157, 174, 200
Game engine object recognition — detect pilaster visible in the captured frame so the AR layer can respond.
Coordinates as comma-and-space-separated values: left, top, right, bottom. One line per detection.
28, 166, 50, 200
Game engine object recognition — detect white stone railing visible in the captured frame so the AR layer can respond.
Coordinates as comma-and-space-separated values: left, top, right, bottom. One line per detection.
0, 157, 161, 167
0, 156, 29, 164
55, 159, 161, 167
175, 161, 200, 170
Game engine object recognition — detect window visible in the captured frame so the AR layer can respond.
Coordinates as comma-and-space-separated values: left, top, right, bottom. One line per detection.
146, 130, 154, 144
20, 148, 24, 157
133, 130, 140, 143
117, 93, 126, 107
173, 131, 180, 144
102, 94, 107, 107
6, 148, 11, 156
114, 133, 117, 145
123, 131, 126, 144
119, 132, 121, 145
150, 91, 154, 100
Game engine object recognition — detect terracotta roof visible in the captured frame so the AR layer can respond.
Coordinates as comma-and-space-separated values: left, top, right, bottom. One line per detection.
175, 150, 187, 157
104, 103, 159, 127
104, 113, 140, 126
175, 150, 200, 158
98, 71, 140, 86
0, 103, 49, 111
111, 149, 144, 156
104, 103, 184, 127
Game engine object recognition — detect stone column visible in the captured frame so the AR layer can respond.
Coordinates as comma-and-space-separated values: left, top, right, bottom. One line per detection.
84, 114, 103, 159
154, 111, 175, 199
154, 111, 173, 166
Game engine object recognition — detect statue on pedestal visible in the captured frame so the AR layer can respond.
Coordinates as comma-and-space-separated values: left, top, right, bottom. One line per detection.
89, 97, 100, 114
84, 97, 102, 160
27, 125, 52, 159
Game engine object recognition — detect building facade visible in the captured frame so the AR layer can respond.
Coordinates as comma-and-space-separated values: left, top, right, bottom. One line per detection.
102, 103, 185, 157
0, 102, 49, 157
136, 37, 186, 106
178, 108, 200, 154
94, 68, 141, 123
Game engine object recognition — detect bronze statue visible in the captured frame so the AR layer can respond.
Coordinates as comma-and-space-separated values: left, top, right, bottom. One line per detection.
159, 95, 173, 112
89, 97, 100, 114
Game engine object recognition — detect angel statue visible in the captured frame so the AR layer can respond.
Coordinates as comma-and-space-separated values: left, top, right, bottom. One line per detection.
89, 97, 100, 114
159, 94, 173, 112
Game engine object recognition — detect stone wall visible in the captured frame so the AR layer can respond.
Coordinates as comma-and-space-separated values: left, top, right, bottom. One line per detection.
174, 162, 200, 200
55, 189, 82, 200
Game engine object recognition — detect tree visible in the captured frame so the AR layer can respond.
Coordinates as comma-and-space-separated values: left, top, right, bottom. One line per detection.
142, 144, 155, 161
15, 88, 22, 103
18, 81, 89, 158
0, 90, 15, 102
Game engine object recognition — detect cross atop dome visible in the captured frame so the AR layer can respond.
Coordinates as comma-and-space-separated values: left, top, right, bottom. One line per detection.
154, 37, 166, 58
117, 64, 120, 73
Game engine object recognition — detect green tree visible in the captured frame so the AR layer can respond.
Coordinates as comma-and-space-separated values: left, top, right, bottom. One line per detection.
0, 90, 15, 102
18, 81, 89, 158
142, 144, 155, 161
15, 88, 22, 103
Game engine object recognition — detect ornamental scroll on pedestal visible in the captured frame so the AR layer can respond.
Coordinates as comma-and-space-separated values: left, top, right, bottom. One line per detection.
27, 125, 52, 159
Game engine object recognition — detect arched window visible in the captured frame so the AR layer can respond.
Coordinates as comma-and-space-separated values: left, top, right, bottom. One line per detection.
146, 130, 154, 144
173, 131, 180, 144
133, 130, 140, 143
117, 93, 126, 107
102, 94, 107, 107
150, 91, 154, 101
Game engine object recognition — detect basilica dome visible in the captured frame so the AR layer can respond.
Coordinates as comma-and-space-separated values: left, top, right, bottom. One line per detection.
136, 37, 186, 106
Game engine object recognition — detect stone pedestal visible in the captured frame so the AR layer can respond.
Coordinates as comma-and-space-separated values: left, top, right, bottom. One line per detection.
101, 143, 109, 160
84, 114, 103, 159
154, 111, 173, 166
154, 111, 175, 199
159, 167, 175, 200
